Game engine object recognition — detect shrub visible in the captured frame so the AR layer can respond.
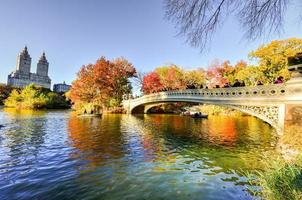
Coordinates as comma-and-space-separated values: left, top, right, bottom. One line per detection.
4, 84, 70, 109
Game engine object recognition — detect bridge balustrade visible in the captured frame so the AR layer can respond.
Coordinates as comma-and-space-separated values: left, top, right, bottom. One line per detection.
128, 84, 288, 103
122, 81, 302, 134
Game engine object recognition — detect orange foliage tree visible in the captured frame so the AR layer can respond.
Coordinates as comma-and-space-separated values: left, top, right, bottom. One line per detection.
142, 65, 206, 94
155, 66, 187, 90
70, 57, 136, 113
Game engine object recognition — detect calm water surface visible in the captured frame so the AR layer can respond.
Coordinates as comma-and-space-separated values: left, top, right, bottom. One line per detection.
0, 109, 277, 200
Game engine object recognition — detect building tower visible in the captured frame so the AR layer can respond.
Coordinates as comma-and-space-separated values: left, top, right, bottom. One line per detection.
8, 46, 51, 89
16, 46, 31, 75
36, 52, 49, 77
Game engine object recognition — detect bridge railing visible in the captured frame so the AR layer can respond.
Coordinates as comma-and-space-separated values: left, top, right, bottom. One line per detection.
126, 83, 290, 103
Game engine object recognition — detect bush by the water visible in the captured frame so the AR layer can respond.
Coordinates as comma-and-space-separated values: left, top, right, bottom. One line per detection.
4, 84, 70, 109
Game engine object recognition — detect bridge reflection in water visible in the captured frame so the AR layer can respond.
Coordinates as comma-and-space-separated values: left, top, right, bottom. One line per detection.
123, 80, 302, 133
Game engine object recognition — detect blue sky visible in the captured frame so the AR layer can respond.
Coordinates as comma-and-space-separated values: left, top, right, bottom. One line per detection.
0, 0, 301, 87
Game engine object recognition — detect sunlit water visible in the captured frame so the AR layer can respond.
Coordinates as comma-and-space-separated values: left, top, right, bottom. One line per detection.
0, 109, 278, 200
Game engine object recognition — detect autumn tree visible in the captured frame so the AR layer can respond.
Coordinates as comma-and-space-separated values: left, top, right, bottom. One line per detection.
222, 60, 246, 84
206, 60, 232, 88
165, 0, 301, 49
249, 38, 302, 83
184, 68, 206, 88
70, 57, 136, 113
234, 66, 266, 86
155, 65, 187, 90
142, 72, 164, 94
142, 65, 207, 93
109, 58, 136, 106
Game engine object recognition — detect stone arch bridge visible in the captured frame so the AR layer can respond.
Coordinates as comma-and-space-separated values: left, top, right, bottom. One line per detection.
122, 80, 302, 134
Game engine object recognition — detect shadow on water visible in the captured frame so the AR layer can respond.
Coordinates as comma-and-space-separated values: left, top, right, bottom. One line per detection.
0, 110, 278, 200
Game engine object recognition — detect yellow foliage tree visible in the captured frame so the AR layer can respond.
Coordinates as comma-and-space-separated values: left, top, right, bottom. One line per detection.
249, 38, 302, 83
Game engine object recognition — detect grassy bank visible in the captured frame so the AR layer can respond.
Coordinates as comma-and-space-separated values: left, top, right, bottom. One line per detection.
249, 156, 302, 200
248, 125, 302, 200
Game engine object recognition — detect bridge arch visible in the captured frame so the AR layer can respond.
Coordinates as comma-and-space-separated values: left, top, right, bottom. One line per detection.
131, 100, 283, 131
123, 82, 302, 134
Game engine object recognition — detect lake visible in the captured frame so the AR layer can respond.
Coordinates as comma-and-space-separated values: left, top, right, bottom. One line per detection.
0, 109, 278, 200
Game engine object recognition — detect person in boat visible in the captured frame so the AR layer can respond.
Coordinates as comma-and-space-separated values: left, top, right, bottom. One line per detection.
193, 112, 201, 117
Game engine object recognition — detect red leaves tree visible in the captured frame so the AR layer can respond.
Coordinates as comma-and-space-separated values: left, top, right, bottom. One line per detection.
142, 72, 164, 94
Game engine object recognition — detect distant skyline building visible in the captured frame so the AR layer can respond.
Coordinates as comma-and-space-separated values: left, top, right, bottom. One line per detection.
7, 46, 51, 89
53, 81, 71, 93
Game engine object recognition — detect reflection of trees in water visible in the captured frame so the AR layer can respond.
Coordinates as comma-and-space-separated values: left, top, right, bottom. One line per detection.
131, 115, 277, 172
1, 109, 48, 168
68, 114, 125, 168
68, 113, 277, 176
3, 108, 47, 118
119, 115, 171, 163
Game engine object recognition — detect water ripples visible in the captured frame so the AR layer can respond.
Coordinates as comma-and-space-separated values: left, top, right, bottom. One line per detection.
0, 110, 277, 200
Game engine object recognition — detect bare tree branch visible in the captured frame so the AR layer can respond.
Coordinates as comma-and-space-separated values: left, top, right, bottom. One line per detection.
132, 71, 146, 90
164, 0, 299, 50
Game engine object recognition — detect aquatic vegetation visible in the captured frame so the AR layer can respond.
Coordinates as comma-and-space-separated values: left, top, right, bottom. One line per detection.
248, 156, 302, 200
248, 126, 302, 200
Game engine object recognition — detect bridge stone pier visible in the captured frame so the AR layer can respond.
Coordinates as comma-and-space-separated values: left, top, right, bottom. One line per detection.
123, 66, 302, 134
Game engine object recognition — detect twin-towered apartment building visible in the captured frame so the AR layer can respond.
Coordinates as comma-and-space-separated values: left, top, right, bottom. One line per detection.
7, 46, 70, 92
